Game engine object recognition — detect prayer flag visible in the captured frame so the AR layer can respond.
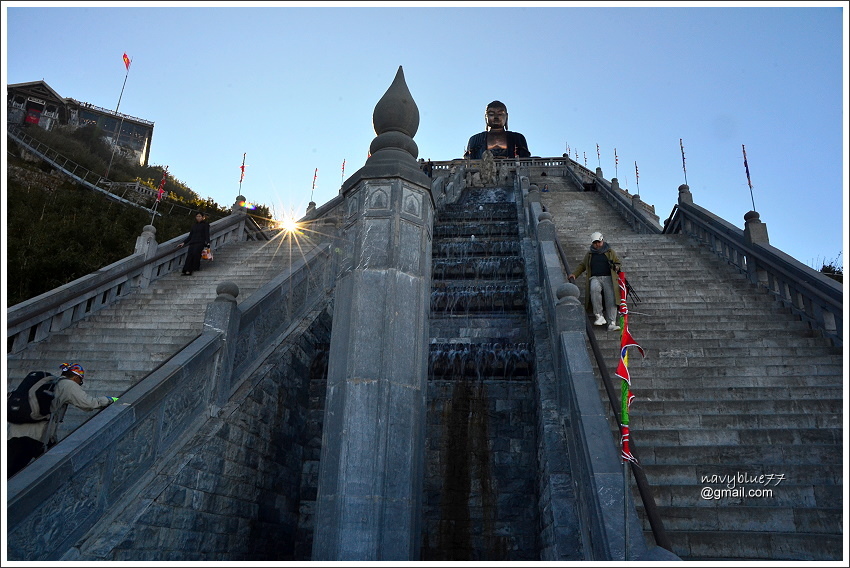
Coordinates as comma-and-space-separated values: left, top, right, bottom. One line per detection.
157, 166, 168, 202
742, 144, 752, 190
123, 53, 131, 71
615, 271, 645, 465
239, 153, 247, 183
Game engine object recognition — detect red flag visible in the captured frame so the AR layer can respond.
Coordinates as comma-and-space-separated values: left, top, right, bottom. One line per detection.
123, 53, 131, 71
615, 271, 644, 465
312, 168, 318, 190
239, 153, 247, 183
157, 166, 168, 202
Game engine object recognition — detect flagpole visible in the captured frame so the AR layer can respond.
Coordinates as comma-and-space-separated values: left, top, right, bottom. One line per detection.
679, 139, 688, 186
239, 153, 247, 195
106, 55, 132, 179
151, 165, 168, 225
311, 168, 317, 202
742, 144, 756, 211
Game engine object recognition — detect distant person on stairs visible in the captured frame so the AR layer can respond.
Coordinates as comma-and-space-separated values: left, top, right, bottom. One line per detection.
569, 231, 622, 331
177, 212, 211, 276
7, 363, 116, 478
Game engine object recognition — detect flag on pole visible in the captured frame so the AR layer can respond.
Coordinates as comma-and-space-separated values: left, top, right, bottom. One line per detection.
239, 153, 247, 183
583, 152, 587, 167
341, 159, 346, 182
742, 144, 752, 190
312, 168, 318, 190
596, 143, 601, 166
615, 271, 645, 465
123, 53, 131, 71
156, 166, 168, 202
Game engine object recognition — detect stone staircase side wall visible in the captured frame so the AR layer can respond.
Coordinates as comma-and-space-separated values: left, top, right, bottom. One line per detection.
6, 243, 337, 561
526, 192, 650, 561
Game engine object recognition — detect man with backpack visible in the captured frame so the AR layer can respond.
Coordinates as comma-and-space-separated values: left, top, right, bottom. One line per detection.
7, 363, 116, 478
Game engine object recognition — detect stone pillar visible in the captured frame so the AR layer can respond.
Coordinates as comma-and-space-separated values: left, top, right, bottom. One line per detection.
677, 183, 693, 205
134, 224, 158, 289
313, 66, 433, 561
203, 282, 241, 408
743, 210, 769, 245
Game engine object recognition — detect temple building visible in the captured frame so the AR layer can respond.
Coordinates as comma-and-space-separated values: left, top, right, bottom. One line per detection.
7, 80, 154, 167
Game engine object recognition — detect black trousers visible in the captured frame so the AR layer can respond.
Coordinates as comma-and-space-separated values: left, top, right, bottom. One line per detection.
182, 243, 205, 273
7, 436, 45, 478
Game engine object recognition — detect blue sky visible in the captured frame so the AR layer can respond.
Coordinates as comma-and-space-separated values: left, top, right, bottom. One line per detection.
2, 2, 847, 270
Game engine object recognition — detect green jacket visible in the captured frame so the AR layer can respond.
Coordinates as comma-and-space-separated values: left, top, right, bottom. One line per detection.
572, 245, 622, 314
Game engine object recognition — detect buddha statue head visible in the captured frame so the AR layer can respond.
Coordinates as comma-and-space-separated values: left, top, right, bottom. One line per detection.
485, 100, 508, 131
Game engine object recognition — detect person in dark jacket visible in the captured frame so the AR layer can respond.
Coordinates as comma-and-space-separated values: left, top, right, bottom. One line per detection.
177, 212, 211, 275
569, 231, 622, 331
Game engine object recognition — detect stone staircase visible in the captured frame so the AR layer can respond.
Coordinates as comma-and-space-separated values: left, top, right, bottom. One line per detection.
540, 181, 843, 560
6, 231, 316, 440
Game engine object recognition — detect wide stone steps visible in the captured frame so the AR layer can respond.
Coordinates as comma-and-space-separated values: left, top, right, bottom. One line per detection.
537, 177, 843, 561
6, 232, 313, 440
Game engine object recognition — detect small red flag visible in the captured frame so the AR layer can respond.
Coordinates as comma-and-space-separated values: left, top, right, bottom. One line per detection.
123, 53, 131, 71
239, 153, 247, 183
157, 166, 168, 202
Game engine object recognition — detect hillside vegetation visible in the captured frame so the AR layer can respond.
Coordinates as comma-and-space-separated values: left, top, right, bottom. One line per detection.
5, 126, 272, 306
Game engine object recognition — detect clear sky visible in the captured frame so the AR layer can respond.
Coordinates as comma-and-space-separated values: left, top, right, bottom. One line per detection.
2, 2, 847, 270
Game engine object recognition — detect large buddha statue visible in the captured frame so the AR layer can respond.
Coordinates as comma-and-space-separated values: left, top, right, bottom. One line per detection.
464, 100, 530, 160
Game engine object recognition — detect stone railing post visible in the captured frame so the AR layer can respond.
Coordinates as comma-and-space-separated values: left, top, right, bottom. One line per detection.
231, 195, 249, 241
743, 210, 770, 286
203, 281, 241, 410
133, 224, 159, 289
313, 67, 433, 561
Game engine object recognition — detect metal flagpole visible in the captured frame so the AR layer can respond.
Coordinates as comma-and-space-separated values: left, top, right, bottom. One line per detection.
680, 138, 688, 186
742, 144, 756, 211
150, 165, 168, 225
311, 168, 317, 202
106, 54, 132, 179
634, 162, 640, 197
614, 148, 619, 179
239, 153, 247, 195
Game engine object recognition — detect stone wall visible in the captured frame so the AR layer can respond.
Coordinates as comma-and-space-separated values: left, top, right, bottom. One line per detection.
73, 303, 333, 561
422, 379, 539, 560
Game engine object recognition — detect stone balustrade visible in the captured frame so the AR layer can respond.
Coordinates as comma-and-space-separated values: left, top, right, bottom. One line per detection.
6, 239, 336, 561
6, 212, 257, 354
664, 197, 843, 346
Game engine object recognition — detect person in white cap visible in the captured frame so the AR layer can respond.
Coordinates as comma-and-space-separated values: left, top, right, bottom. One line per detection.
569, 232, 622, 331
7, 363, 116, 478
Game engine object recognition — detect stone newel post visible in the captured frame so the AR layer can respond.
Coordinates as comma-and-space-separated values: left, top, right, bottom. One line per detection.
312, 66, 433, 561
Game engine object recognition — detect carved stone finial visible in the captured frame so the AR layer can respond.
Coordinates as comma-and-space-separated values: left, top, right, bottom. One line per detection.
340, 67, 429, 195
369, 66, 419, 160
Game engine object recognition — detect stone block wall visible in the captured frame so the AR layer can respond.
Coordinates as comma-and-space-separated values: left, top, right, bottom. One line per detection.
422, 378, 539, 560
75, 303, 333, 561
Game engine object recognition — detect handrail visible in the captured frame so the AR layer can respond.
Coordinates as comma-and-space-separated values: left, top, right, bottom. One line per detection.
7, 213, 251, 353
549, 214, 674, 553
664, 200, 842, 346
592, 175, 662, 235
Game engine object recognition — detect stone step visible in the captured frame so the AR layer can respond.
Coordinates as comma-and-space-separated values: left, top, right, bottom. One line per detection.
630, 398, 842, 415
657, 529, 843, 561
642, 444, 842, 466
628, 463, 844, 487
633, 427, 842, 447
